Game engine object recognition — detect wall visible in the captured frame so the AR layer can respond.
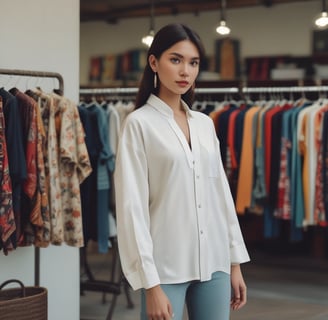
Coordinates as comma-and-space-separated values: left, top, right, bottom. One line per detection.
80, 0, 321, 85
0, 1, 80, 319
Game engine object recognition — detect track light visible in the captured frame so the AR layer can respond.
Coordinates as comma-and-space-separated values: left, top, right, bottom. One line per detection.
315, 0, 328, 28
142, 0, 155, 47
216, 0, 231, 35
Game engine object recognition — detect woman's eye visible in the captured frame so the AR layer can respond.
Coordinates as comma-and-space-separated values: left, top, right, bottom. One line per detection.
170, 58, 180, 64
191, 60, 199, 67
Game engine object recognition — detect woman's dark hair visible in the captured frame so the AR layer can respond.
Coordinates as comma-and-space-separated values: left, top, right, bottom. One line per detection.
135, 23, 205, 109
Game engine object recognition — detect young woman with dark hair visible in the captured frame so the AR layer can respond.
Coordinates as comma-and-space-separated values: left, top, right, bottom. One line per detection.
115, 23, 250, 320
135, 23, 205, 110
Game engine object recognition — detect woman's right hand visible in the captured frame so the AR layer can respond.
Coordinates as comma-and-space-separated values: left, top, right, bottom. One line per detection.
146, 285, 174, 320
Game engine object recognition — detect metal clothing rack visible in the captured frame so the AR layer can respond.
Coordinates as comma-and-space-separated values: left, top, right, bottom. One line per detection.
80, 82, 328, 97
0, 68, 64, 288
0, 68, 64, 96
80, 239, 134, 320
80, 87, 138, 95
79, 86, 240, 95
242, 85, 328, 94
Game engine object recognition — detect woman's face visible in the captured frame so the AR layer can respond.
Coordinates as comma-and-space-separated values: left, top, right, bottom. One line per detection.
149, 40, 200, 99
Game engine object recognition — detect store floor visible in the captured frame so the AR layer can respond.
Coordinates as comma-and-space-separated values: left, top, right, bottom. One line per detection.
80, 244, 328, 320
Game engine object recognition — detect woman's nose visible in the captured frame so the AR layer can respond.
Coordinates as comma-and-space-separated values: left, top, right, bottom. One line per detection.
179, 63, 189, 76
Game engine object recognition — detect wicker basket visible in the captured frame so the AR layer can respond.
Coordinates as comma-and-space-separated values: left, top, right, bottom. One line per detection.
0, 279, 47, 320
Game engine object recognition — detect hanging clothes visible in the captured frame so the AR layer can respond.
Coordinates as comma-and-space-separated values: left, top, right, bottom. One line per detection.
78, 96, 131, 253
0, 96, 16, 255
322, 112, 328, 223
26, 89, 51, 247
313, 102, 328, 226
191, 91, 328, 241
235, 104, 261, 214
0, 86, 92, 255
10, 88, 42, 246
0, 88, 26, 250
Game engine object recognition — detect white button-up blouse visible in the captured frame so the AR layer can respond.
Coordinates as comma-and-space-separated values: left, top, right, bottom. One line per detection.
114, 94, 250, 291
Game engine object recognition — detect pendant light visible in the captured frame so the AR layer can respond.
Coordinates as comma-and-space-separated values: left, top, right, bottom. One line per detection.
216, 0, 231, 35
315, 0, 328, 28
142, 0, 155, 47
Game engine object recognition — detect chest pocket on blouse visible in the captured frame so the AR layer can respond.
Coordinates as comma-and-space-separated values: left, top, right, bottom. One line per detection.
200, 142, 220, 178
208, 153, 220, 178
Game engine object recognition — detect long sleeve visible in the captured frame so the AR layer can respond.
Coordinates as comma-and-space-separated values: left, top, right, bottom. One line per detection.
114, 114, 159, 290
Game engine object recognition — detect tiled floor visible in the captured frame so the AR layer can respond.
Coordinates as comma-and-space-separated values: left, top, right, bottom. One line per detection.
80, 244, 328, 320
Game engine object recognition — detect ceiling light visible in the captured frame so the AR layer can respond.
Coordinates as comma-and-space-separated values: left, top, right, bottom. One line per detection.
315, 0, 328, 28
216, 20, 231, 35
142, 0, 155, 47
216, 0, 231, 36
142, 29, 155, 47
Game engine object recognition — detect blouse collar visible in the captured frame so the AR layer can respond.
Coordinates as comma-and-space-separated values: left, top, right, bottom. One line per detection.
147, 94, 192, 119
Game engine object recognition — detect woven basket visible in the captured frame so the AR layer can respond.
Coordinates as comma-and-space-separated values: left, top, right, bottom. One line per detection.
0, 279, 47, 320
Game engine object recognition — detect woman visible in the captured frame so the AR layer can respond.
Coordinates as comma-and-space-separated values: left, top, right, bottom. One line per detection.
114, 23, 250, 320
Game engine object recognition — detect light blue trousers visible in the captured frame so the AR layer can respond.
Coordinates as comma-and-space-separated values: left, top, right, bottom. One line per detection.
141, 271, 231, 320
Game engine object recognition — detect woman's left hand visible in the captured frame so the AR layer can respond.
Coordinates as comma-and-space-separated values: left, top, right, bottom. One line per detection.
230, 264, 247, 311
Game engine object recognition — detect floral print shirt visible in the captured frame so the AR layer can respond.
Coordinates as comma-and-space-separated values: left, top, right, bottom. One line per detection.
37, 90, 92, 247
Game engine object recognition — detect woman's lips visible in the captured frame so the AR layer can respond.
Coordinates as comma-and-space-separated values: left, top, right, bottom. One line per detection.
176, 81, 189, 87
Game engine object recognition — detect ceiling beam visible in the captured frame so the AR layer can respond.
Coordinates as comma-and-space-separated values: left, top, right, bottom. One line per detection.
80, 0, 313, 23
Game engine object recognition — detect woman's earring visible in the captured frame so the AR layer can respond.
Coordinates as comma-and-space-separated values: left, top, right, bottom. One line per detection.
154, 72, 157, 89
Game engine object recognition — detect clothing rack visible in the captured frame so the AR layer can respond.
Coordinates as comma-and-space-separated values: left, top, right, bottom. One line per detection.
242, 85, 328, 94
0, 68, 65, 287
79, 86, 240, 95
0, 71, 132, 319
80, 84, 328, 98
80, 87, 138, 95
0, 68, 64, 96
